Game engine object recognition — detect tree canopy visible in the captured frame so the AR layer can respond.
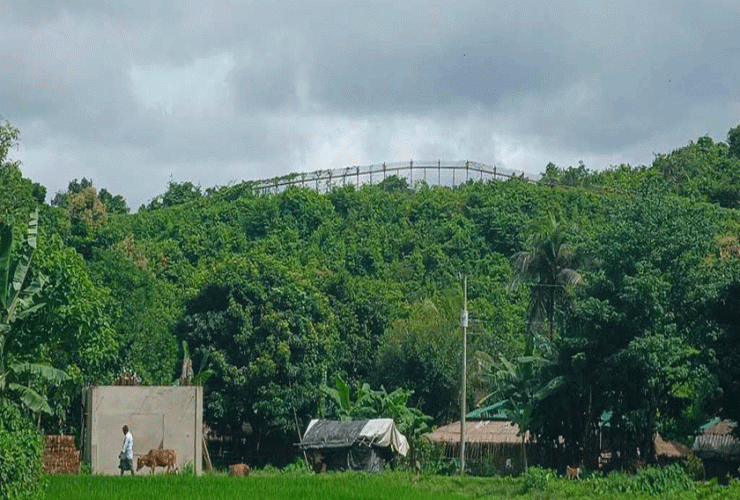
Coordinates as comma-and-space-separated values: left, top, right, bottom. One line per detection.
4, 117, 740, 469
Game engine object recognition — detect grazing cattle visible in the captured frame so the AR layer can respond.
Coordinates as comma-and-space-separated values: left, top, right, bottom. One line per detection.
229, 463, 250, 476
136, 448, 177, 474
566, 465, 581, 479
312, 452, 327, 474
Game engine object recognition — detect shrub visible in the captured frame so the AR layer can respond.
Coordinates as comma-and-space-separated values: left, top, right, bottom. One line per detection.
520, 466, 553, 493
583, 464, 695, 496
0, 399, 44, 500
282, 456, 310, 474
680, 452, 705, 481
409, 438, 452, 475
634, 464, 694, 495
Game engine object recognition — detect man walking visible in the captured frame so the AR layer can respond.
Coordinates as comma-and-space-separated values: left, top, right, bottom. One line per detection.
119, 425, 135, 476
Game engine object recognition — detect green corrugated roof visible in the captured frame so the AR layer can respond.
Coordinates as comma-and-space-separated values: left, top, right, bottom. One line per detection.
466, 400, 510, 420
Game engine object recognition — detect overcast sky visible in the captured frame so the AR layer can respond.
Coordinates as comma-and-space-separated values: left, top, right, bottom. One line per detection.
2, 1, 739, 209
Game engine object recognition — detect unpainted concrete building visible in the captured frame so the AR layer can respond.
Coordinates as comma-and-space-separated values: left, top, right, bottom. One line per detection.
83, 386, 203, 475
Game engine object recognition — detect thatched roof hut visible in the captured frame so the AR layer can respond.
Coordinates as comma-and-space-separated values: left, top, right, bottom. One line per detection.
693, 419, 740, 460
426, 420, 528, 474
426, 420, 527, 446
654, 434, 690, 463
692, 419, 740, 481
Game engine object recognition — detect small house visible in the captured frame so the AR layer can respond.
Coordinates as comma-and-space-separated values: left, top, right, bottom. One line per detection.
426, 402, 529, 474
298, 419, 409, 472
654, 433, 690, 465
693, 419, 740, 481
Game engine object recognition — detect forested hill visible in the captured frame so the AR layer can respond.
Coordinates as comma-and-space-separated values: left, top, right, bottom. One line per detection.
4, 121, 740, 467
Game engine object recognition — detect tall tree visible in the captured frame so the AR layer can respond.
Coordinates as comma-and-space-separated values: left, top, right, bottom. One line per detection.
510, 217, 582, 338
728, 124, 740, 159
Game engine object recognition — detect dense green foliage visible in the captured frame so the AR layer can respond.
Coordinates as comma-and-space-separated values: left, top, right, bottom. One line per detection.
0, 399, 44, 500
5, 117, 740, 475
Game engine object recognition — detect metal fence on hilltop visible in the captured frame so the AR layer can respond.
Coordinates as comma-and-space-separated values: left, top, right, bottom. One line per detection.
251, 160, 533, 193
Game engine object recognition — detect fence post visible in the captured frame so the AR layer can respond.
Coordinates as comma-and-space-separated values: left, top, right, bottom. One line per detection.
410, 159, 413, 186
438, 160, 441, 186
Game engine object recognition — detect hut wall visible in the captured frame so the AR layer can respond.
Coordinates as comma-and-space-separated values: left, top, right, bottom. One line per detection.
441, 441, 530, 475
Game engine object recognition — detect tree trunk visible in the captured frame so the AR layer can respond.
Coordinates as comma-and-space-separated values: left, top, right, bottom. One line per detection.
521, 434, 528, 470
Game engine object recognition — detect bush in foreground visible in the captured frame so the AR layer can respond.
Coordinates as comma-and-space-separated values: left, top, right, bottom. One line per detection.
0, 399, 44, 500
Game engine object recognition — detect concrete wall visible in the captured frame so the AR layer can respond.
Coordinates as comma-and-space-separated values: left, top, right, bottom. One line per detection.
84, 386, 202, 475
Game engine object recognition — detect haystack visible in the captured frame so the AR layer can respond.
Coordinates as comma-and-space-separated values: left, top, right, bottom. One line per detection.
43, 435, 80, 474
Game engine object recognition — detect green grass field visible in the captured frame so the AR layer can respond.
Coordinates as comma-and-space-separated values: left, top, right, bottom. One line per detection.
43, 470, 740, 500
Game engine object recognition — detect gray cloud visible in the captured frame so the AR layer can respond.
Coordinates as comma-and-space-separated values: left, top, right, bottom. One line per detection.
2, 0, 740, 209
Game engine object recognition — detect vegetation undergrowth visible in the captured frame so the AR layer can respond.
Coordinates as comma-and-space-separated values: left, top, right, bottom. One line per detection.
44, 469, 740, 500
0, 400, 44, 500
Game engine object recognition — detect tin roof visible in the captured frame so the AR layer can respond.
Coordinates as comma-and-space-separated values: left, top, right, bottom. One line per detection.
466, 401, 510, 421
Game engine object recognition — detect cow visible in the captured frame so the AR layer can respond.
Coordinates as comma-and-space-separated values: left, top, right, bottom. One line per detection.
136, 448, 177, 474
312, 452, 327, 474
566, 465, 581, 479
228, 463, 251, 476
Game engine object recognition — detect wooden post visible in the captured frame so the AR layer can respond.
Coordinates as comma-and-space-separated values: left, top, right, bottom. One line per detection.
202, 435, 213, 472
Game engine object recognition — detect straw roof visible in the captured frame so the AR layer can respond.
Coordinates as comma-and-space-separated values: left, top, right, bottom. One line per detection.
654, 433, 690, 458
426, 420, 528, 445
692, 420, 740, 460
701, 419, 736, 436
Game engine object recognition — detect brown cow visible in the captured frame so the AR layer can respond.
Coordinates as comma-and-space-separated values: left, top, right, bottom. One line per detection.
566, 465, 581, 479
312, 452, 327, 474
136, 448, 177, 474
228, 463, 251, 476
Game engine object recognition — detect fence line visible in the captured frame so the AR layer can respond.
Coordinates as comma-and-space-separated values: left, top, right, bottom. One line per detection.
251, 160, 532, 193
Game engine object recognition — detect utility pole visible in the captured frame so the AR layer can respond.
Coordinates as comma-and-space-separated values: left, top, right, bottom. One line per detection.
460, 275, 468, 475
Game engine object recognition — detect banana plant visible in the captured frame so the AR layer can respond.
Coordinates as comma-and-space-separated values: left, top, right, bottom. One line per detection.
1, 209, 69, 414
321, 373, 352, 420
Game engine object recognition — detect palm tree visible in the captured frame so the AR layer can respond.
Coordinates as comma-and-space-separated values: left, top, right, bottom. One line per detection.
510, 217, 582, 338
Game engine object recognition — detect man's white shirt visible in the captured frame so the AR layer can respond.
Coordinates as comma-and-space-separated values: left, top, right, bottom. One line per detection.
121, 431, 133, 460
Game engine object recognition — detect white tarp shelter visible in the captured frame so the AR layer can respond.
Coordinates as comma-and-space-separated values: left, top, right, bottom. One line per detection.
299, 419, 408, 472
